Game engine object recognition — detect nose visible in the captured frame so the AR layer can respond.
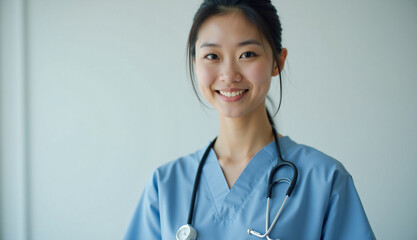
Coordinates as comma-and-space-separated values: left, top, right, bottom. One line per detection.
219, 60, 242, 83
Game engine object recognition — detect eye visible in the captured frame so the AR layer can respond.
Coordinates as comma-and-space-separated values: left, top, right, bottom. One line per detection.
204, 53, 219, 60
240, 51, 257, 59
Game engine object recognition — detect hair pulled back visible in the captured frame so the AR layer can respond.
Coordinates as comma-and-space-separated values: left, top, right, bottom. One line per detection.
187, 0, 284, 126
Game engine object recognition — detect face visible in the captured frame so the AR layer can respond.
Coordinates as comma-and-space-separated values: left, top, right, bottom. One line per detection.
195, 11, 282, 119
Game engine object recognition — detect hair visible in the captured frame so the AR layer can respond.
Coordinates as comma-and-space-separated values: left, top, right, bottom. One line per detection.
186, 0, 284, 128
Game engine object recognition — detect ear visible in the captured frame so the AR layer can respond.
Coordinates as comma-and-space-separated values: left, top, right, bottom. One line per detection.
272, 48, 288, 76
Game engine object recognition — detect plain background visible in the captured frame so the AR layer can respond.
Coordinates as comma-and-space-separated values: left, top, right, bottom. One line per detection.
1, 0, 416, 239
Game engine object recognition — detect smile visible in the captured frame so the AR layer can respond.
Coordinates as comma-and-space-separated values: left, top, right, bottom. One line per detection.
217, 89, 248, 97
215, 89, 249, 102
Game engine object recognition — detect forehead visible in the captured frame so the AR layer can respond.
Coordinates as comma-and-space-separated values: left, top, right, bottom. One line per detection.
196, 11, 264, 45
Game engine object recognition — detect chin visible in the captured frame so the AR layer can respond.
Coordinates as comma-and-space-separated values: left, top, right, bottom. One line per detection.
218, 109, 248, 119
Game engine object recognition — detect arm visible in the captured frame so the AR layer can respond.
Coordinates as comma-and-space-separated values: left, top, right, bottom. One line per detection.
322, 170, 376, 240
124, 172, 161, 240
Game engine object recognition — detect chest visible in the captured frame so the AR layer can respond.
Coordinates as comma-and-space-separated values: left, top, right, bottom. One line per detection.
159, 164, 327, 240
218, 156, 251, 188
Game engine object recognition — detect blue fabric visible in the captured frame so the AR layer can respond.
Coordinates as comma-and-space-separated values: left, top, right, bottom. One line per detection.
124, 136, 375, 240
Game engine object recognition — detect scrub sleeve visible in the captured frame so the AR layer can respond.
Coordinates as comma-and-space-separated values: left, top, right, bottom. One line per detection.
322, 170, 375, 239
124, 173, 161, 240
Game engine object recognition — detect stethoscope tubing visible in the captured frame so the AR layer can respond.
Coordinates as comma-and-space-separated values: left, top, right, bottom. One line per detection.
185, 127, 298, 239
187, 137, 217, 225
270, 128, 298, 197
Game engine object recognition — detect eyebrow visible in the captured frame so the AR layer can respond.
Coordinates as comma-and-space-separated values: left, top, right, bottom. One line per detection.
199, 42, 220, 48
238, 39, 262, 47
199, 39, 262, 48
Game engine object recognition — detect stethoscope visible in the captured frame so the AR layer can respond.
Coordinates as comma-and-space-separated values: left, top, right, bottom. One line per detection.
176, 128, 298, 240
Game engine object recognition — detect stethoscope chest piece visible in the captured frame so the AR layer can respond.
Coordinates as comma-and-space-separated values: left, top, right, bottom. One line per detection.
176, 224, 197, 240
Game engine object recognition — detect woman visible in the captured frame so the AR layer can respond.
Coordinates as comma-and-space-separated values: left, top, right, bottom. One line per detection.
125, 0, 375, 239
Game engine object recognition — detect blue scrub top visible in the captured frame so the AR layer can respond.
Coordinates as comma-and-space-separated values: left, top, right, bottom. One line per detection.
124, 136, 375, 240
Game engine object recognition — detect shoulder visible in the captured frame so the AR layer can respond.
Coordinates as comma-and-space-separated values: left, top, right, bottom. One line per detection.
281, 136, 361, 213
151, 143, 208, 185
281, 136, 351, 184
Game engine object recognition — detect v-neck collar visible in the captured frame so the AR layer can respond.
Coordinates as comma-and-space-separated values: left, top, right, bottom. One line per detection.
201, 140, 277, 221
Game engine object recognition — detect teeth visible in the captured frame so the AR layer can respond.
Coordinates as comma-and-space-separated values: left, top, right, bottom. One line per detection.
219, 90, 246, 97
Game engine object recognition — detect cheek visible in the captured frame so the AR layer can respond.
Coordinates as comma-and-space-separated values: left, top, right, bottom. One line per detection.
244, 63, 272, 87
196, 63, 217, 89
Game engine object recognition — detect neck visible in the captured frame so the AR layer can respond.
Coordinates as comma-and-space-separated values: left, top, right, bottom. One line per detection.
214, 106, 275, 162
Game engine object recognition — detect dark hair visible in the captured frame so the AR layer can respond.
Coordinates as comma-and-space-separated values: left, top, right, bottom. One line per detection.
186, 0, 284, 127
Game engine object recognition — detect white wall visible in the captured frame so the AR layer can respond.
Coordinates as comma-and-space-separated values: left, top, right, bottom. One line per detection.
0, 0, 29, 239
1, 0, 416, 239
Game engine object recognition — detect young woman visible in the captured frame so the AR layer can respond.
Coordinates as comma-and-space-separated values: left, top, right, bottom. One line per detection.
125, 1, 375, 239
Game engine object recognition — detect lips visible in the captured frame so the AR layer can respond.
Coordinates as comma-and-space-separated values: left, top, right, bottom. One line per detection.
215, 89, 249, 102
